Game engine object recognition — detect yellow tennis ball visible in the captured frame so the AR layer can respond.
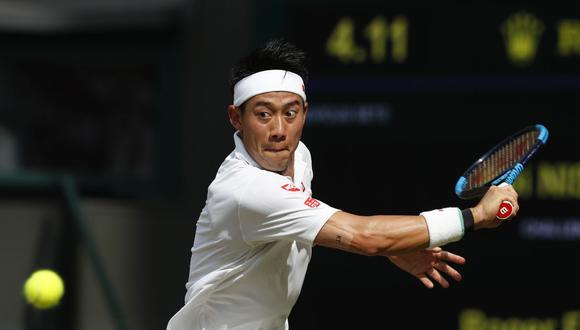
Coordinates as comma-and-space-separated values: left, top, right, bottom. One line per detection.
23, 269, 65, 309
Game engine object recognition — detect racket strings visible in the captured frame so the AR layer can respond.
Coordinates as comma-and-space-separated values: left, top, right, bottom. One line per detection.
467, 130, 538, 189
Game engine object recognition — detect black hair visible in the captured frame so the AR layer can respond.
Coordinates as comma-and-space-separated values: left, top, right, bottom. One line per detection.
229, 39, 309, 94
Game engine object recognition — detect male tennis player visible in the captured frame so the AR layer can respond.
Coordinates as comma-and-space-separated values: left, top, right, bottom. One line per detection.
166, 40, 519, 330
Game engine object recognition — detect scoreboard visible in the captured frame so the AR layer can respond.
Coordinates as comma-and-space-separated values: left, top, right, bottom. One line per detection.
291, 3, 580, 75
254, 1, 580, 329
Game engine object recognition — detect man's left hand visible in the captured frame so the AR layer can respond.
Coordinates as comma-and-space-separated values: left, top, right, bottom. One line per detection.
387, 247, 466, 288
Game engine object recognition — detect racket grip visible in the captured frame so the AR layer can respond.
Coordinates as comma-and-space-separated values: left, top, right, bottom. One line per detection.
496, 201, 514, 220
496, 182, 513, 220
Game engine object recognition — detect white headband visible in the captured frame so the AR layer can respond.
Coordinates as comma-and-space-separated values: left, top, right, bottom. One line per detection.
233, 69, 306, 106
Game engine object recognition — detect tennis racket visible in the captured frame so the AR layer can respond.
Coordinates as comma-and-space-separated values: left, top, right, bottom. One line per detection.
455, 124, 549, 220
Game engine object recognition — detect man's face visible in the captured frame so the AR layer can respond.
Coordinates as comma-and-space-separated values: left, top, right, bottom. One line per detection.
228, 91, 308, 177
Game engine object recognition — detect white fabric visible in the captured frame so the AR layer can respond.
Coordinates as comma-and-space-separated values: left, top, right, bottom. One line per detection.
167, 132, 338, 330
233, 70, 306, 106
420, 207, 464, 248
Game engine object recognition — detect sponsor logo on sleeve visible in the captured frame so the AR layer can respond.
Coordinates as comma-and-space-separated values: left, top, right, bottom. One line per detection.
304, 197, 321, 208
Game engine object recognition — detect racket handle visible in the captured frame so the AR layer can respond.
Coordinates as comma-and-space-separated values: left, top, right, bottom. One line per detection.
496, 182, 513, 220
496, 201, 514, 220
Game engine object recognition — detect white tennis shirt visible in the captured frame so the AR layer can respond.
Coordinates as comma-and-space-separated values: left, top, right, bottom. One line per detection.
167, 132, 339, 330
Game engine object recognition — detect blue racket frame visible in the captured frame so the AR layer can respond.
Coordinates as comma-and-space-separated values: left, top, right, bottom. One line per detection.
455, 124, 549, 200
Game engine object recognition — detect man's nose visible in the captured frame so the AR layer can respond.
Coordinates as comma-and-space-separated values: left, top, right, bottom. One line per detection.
270, 116, 286, 142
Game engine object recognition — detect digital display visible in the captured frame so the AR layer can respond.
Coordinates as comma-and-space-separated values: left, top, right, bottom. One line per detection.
268, 2, 580, 329
290, 3, 580, 75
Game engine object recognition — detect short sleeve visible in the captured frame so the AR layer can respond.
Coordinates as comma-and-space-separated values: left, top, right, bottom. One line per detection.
237, 171, 338, 245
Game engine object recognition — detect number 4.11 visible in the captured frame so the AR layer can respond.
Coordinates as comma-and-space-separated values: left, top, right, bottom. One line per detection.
325, 16, 408, 64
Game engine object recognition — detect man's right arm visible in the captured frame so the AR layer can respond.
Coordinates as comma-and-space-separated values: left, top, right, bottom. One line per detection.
314, 184, 519, 256
314, 212, 431, 256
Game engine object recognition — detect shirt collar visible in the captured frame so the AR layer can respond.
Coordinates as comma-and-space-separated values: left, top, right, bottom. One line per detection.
233, 131, 261, 168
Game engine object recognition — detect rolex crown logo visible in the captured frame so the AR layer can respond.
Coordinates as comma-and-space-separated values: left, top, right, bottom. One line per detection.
501, 11, 545, 67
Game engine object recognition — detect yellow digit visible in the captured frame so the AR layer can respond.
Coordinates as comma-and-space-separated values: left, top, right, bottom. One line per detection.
364, 16, 389, 63
390, 16, 408, 63
326, 17, 366, 63
557, 20, 580, 57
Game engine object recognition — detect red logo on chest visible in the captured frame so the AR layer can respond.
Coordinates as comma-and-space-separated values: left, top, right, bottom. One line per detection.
304, 197, 320, 208
281, 183, 301, 192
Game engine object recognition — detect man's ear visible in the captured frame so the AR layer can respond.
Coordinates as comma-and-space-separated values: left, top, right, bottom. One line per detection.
302, 101, 308, 124
227, 105, 243, 131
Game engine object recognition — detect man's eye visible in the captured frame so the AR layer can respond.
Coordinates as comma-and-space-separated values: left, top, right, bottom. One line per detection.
286, 110, 298, 118
258, 112, 271, 118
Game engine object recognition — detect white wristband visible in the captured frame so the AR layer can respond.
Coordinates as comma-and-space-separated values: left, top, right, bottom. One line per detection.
420, 207, 464, 248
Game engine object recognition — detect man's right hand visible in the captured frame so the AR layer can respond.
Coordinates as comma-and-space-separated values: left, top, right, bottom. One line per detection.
471, 184, 520, 230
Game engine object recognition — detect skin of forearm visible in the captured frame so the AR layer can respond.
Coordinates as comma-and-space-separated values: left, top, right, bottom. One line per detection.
316, 212, 430, 256
363, 215, 430, 255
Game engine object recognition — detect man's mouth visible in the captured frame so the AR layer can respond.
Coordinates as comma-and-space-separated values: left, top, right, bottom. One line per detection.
264, 147, 288, 153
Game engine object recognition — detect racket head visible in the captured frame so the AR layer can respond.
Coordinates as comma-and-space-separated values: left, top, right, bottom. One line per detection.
455, 124, 549, 200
